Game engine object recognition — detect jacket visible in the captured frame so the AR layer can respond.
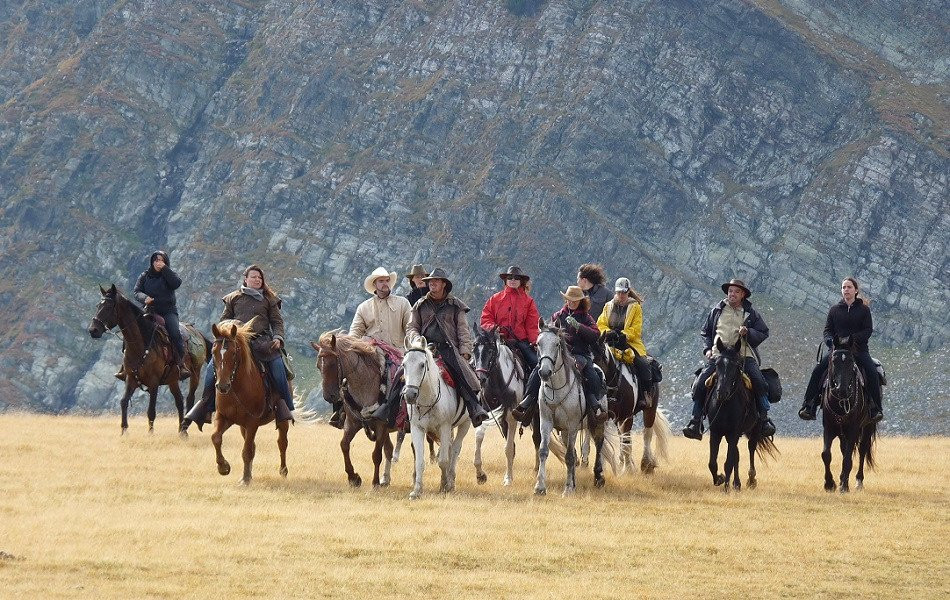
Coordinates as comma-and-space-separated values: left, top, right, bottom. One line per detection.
350, 293, 412, 351
551, 305, 600, 358
407, 293, 480, 392
823, 298, 873, 354
480, 286, 541, 344
700, 298, 769, 363
220, 289, 285, 362
597, 299, 648, 357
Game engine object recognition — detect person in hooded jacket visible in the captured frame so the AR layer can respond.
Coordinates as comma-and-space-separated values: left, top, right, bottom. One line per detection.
125, 250, 190, 380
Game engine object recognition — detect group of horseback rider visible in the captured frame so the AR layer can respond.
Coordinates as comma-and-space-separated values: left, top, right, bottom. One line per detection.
124, 250, 884, 437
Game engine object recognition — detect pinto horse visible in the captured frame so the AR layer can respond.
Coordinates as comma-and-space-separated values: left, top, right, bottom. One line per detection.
312, 331, 395, 488
705, 338, 777, 492
596, 340, 670, 474
88, 284, 210, 435
820, 339, 878, 492
209, 320, 289, 485
472, 326, 526, 486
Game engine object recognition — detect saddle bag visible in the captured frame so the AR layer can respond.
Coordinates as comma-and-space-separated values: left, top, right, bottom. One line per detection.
649, 357, 663, 383
872, 358, 886, 386
761, 368, 782, 404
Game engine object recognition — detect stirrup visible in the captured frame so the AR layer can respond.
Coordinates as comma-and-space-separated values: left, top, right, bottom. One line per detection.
799, 404, 817, 421
682, 419, 703, 440
360, 402, 381, 418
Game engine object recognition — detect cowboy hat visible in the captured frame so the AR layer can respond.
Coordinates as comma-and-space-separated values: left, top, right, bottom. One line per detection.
405, 264, 428, 279
498, 265, 530, 282
422, 267, 453, 294
560, 285, 586, 303
721, 278, 752, 297
363, 267, 398, 295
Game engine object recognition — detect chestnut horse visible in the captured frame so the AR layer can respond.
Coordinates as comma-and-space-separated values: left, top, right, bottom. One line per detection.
88, 284, 209, 435
313, 331, 395, 488
209, 320, 289, 485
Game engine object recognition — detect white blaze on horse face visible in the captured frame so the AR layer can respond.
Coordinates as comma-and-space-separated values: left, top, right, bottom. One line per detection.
216, 341, 226, 369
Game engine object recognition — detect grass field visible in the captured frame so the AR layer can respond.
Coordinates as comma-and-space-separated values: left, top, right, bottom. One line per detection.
0, 414, 947, 599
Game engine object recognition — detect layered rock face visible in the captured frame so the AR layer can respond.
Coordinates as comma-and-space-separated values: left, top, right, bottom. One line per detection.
0, 1, 946, 434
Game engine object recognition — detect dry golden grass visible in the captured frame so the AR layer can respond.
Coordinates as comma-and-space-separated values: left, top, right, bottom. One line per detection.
0, 414, 947, 599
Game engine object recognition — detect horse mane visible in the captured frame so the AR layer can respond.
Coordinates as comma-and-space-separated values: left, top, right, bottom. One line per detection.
217, 319, 257, 379
317, 331, 378, 359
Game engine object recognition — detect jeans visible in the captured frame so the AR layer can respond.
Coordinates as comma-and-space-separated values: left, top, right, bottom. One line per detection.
512, 340, 539, 372
160, 311, 185, 360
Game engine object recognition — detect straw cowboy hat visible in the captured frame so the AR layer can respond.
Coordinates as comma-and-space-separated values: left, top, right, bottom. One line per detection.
721, 278, 752, 297
363, 267, 398, 295
560, 285, 586, 303
405, 264, 428, 280
422, 267, 453, 294
498, 265, 530, 282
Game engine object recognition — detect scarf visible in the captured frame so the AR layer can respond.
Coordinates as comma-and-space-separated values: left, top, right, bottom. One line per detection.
241, 286, 265, 301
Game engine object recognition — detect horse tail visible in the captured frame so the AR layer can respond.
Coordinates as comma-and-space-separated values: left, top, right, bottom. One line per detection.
754, 434, 780, 461
862, 423, 878, 470
548, 434, 568, 465
600, 420, 620, 476
650, 406, 672, 464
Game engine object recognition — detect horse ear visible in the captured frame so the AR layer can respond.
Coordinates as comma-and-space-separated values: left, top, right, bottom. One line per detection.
109, 284, 117, 294
330, 334, 337, 348
310, 341, 320, 352
491, 325, 498, 334
538, 317, 545, 330
716, 338, 725, 353
228, 324, 237, 338
99, 285, 107, 295
211, 323, 221, 338
732, 338, 742, 353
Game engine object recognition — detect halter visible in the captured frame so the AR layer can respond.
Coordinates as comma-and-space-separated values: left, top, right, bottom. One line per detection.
402, 346, 451, 418
538, 335, 580, 408
474, 333, 519, 393
706, 353, 750, 429
822, 349, 864, 425
97, 295, 165, 389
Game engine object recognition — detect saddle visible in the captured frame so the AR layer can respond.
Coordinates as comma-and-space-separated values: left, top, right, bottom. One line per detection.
501, 338, 528, 379
435, 357, 456, 388
704, 371, 752, 391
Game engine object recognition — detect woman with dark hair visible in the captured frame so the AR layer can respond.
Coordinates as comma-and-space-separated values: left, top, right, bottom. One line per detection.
131, 250, 190, 380
405, 264, 429, 306
577, 263, 611, 321
179, 264, 294, 433
799, 277, 882, 422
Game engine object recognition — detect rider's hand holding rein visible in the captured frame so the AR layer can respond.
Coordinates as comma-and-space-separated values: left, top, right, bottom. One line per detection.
565, 315, 580, 329
739, 325, 748, 337
271, 338, 283, 351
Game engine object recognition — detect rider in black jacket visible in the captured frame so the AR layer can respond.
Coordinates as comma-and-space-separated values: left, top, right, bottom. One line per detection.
129, 251, 190, 380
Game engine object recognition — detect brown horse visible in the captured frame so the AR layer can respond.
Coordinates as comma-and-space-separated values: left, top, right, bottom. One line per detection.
312, 332, 395, 488
210, 320, 289, 485
88, 284, 210, 435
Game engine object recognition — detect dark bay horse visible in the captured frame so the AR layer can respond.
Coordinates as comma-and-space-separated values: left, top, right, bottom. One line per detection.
472, 326, 527, 486
209, 320, 289, 485
705, 338, 777, 492
595, 340, 670, 474
820, 339, 878, 492
88, 284, 210, 435
313, 331, 394, 488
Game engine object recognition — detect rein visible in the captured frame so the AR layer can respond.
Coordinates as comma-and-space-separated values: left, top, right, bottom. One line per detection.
216, 338, 268, 420
403, 347, 456, 419
822, 351, 864, 425
538, 336, 580, 409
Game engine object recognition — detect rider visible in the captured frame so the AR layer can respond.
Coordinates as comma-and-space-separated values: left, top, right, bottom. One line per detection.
798, 277, 882, 423
121, 250, 190, 380
179, 265, 293, 433
596, 277, 653, 405
682, 279, 775, 440
406, 268, 489, 427
577, 263, 612, 323
512, 285, 609, 426
405, 264, 429, 307
347, 267, 412, 428
480, 265, 540, 378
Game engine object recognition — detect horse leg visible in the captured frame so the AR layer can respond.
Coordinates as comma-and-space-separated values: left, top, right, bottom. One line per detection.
822, 429, 836, 492
276, 419, 289, 478
563, 429, 578, 496
592, 423, 606, 489
380, 430, 394, 487
240, 422, 259, 486
168, 381, 185, 436
641, 418, 657, 475
856, 426, 871, 490
185, 363, 199, 413
147, 387, 158, 433
728, 436, 741, 492
211, 416, 233, 476
341, 418, 362, 487
709, 433, 725, 486
580, 427, 590, 468
409, 423, 426, 500
119, 381, 134, 435
451, 421, 470, 493
473, 419, 488, 485
428, 437, 437, 465
504, 410, 517, 486
532, 409, 542, 473
534, 416, 552, 496
438, 423, 452, 493
372, 430, 384, 488
839, 435, 855, 493
393, 429, 405, 463
747, 437, 757, 489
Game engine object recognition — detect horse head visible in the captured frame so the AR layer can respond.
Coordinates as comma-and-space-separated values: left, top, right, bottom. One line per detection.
829, 338, 858, 401
313, 331, 343, 405
473, 326, 499, 386
89, 284, 120, 338
536, 323, 563, 382
211, 320, 245, 394
401, 336, 432, 405
713, 337, 744, 404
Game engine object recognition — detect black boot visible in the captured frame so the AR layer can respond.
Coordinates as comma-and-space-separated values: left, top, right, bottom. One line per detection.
275, 395, 294, 424
177, 360, 191, 381
328, 402, 345, 429
868, 401, 883, 424
114, 367, 126, 381
585, 391, 609, 425
463, 390, 489, 427
183, 385, 215, 432
798, 399, 818, 420
758, 411, 776, 437
513, 368, 540, 426
682, 418, 703, 440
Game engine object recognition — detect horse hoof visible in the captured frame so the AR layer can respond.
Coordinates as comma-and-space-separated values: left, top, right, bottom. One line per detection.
279, 467, 288, 478
580, 459, 589, 468
379, 480, 390, 488
856, 481, 864, 491
503, 478, 512, 487
641, 464, 656, 475
594, 477, 605, 489
824, 482, 836, 492
120, 427, 128, 436
218, 462, 231, 476
477, 473, 488, 485
722, 484, 730, 494
734, 482, 741, 492
535, 488, 546, 496
392, 455, 400, 464
178, 430, 188, 440
840, 486, 849, 494
747, 479, 757, 489
714, 475, 726, 486
349, 475, 362, 488
409, 491, 421, 500
239, 478, 251, 487
562, 488, 575, 497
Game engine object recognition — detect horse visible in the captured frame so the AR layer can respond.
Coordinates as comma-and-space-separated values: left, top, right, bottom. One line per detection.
88, 284, 210, 435
820, 338, 878, 492
534, 322, 614, 496
312, 331, 395, 488
208, 319, 289, 485
471, 326, 526, 486
705, 338, 777, 492
595, 340, 670, 474
401, 336, 471, 500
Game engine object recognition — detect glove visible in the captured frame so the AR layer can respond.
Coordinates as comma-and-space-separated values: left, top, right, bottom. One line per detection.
604, 330, 619, 343
824, 337, 834, 349
840, 336, 851, 346
565, 316, 580, 329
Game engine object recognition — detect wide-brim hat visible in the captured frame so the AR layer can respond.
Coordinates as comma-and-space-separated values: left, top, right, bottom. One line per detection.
364, 267, 398, 295
560, 285, 586, 303
499, 265, 530, 282
422, 267, 453, 294
721, 278, 752, 297
405, 264, 428, 279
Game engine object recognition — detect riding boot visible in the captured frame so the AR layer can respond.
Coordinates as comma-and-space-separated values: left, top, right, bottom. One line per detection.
177, 359, 191, 381
682, 417, 703, 440
274, 394, 294, 424
585, 390, 609, 424
114, 366, 126, 381
868, 400, 883, 424
512, 368, 540, 426
798, 397, 818, 421
758, 411, 776, 437
328, 401, 345, 429
464, 390, 489, 427
371, 380, 403, 428
182, 384, 215, 433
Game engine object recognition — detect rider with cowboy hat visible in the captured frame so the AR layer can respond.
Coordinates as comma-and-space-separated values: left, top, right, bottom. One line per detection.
480, 266, 541, 376
682, 278, 775, 440
405, 264, 429, 307
406, 267, 489, 427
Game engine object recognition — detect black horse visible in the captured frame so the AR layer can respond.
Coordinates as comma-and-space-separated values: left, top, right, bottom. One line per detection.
706, 338, 777, 491
820, 338, 878, 492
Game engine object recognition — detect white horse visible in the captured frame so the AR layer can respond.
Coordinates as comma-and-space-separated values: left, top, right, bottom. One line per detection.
472, 326, 525, 486
534, 323, 613, 496
401, 337, 471, 500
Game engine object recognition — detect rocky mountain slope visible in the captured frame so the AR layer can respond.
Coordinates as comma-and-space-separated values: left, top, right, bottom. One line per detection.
0, 1, 946, 433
